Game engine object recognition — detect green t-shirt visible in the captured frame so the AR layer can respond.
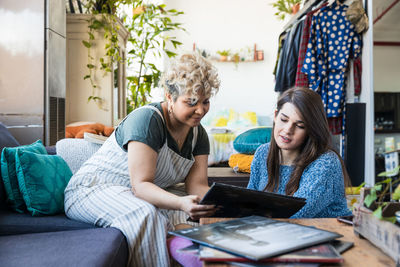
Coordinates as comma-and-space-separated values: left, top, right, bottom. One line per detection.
115, 102, 210, 159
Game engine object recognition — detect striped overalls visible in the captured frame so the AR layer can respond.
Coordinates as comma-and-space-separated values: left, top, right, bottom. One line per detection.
64, 106, 198, 266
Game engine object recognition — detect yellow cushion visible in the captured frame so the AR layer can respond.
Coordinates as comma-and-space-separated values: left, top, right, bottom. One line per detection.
228, 153, 254, 173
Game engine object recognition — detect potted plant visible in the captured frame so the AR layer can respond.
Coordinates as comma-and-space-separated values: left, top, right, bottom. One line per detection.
362, 167, 400, 223
217, 50, 230, 61
352, 170, 400, 262
271, 0, 302, 20
123, 1, 185, 112
81, 0, 186, 112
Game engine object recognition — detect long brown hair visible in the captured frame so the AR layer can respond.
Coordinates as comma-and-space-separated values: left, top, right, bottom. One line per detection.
264, 87, 351, 195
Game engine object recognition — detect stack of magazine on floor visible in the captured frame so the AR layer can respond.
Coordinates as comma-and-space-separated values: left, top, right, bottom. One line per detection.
169, 216, 349, 264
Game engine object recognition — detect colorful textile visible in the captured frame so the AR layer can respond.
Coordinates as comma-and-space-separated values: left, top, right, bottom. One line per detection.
302, 2, 362, 118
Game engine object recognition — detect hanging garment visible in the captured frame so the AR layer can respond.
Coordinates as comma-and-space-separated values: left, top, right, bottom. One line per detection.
273, 31, 288, 77
302, 1, 362, 118
295, 2, 329, 88
64, 105, 200, 267
274, 19, 304, 92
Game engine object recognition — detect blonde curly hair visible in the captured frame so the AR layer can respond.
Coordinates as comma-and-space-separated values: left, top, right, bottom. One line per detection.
161, 53, 220, 103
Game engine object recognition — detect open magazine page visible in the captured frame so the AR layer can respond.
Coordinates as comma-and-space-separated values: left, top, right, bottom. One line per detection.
169, 216, 342, 261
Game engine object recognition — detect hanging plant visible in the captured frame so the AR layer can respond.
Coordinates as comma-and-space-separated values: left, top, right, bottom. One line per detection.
82, 0, 124, 108
81, 0, 185, 113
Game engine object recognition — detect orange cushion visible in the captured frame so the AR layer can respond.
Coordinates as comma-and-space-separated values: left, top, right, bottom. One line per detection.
228, 153, 254, 173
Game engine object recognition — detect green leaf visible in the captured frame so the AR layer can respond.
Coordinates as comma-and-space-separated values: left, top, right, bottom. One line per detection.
372, 205, 383, 219
82, 40, 91, 48
372, 204, 398, 223
87, 64, 95, 69
89, 19, 103, 30
373, 184, 383, 191
378, 165, 400, 177
83, 75, 91, 80
393, 186, 400, 200
364, 188, 377, 207
171, 40, 182, 49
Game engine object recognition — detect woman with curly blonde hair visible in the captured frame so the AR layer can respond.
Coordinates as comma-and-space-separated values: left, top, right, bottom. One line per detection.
64, 53, 220, 267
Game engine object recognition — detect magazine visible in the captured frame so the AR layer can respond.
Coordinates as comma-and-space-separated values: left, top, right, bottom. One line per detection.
227, 262, 320, 267
169, 216, 342, 261
199, 183, 306, 218
199, 243, 343, 263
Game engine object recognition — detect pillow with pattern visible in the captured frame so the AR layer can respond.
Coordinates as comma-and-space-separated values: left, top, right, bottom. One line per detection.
15, 150, 72, 216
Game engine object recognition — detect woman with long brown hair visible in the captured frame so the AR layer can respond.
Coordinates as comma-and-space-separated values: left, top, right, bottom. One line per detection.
248, 87, 351, 218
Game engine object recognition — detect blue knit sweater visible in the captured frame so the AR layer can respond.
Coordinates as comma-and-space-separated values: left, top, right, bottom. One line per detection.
247, 143, 351, 218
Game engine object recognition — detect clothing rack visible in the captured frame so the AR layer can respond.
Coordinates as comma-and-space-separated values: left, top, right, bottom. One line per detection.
282, 0, 348, 32
282, 0, 323, 32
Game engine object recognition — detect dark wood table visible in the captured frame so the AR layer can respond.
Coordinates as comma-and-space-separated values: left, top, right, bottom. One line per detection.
200, 217, 395, 267
208, 167, 250, 187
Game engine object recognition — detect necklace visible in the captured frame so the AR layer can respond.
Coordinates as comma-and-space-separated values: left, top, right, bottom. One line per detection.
162, 103, 188, 149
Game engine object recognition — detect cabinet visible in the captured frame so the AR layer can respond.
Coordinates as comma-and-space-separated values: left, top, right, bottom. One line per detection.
374, 93, 400, 132
66, 14, 129, 127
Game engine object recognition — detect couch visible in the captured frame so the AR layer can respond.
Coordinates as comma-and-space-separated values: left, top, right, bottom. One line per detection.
0, 123, 128, 267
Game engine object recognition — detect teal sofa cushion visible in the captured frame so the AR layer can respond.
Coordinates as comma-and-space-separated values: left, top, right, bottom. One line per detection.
233, 127, 272, 155
15, 150, 72, 216
1, 140, 47, 213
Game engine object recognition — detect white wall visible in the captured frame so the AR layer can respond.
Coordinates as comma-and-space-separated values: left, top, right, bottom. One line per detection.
164, 0, 287, 124
373, 46, 400, 92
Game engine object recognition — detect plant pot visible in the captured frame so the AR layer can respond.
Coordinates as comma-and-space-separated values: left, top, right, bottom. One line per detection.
292, 3, 300, 14
220, 55, 227, 62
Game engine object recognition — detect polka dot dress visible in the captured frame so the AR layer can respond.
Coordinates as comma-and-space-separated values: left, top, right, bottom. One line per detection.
301, 2, 362, 118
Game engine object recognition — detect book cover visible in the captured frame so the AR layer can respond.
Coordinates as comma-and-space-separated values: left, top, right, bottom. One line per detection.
169, 216, 342, 261
200, 183, 306, 218
199, 243, 343, 263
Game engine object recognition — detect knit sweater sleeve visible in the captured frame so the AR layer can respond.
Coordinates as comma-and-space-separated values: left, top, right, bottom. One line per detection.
247, 143, 269, 191
291, 151, 346, 218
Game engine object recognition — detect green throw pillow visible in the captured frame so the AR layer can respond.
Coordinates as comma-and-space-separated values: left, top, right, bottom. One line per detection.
0, 140, 47, 213
233, 127, 272, 155
15, 150, 72, 216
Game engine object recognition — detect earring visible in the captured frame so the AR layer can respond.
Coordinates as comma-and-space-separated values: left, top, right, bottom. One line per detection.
168, 103, 173, 114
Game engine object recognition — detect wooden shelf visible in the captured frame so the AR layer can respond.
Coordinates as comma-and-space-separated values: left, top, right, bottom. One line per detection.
211, 59, 260, 63
375, 129, 400, 134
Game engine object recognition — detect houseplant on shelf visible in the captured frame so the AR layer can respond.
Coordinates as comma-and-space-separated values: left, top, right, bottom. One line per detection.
271, 0, 302, 21
216, 50, 230, 61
